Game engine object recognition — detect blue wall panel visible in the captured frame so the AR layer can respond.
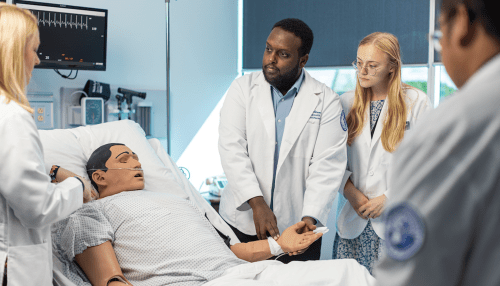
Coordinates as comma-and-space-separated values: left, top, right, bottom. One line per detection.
243, 0, 429, 68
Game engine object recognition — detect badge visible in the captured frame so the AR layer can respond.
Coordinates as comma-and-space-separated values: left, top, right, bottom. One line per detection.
340, 110, 347, 131
385, 203, 425, 261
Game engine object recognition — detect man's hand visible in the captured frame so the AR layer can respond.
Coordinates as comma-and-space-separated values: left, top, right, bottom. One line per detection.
344, 178, 369, 219
301, 216, 317, 232
248, 196, 279, 240
358, 194, 386, 219
277, 221, 322, 254
52, 166, 99, 203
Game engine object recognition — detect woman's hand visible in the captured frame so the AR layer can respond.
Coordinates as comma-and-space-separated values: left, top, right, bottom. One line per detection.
277, 221, 322, 254
343, 178, 370, 219
52, 166, 99, 203
76, 175, 99, 203
358, 195, 386, 219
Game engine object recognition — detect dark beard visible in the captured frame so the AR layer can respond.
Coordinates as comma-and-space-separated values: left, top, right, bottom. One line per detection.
263, 61, 301, 93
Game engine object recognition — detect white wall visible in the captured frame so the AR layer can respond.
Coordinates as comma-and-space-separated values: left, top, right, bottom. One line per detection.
169, 0, 239, 161
25, 0, 167, 138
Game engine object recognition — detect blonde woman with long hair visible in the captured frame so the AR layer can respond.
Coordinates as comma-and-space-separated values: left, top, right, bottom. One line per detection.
0, 4, 94, 285
332, 32, 431, 273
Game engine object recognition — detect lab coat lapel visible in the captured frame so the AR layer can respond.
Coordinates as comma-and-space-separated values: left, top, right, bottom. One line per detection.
254, 72, 276, 140
358, 107, 371, 148
276, 72, 319, 173
370, 99, 388, 150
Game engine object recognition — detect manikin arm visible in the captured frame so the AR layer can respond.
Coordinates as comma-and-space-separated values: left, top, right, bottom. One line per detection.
230, 239, 274, 262
75, 241, 132, 286
230, 221, 323, 262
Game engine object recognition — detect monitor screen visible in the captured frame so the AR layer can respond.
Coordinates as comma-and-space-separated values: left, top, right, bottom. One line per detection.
14, 0, 108, 71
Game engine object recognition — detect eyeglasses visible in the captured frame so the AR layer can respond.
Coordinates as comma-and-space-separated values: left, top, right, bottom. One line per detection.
429, 30, 443, 53
352, 60, 379, 76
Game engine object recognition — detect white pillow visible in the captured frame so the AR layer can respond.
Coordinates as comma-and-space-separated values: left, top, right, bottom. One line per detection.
39, 128, 89, 179
69, 120, 188, 199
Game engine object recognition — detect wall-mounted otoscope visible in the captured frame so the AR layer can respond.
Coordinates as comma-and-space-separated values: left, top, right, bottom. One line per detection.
116, 88, 147, 120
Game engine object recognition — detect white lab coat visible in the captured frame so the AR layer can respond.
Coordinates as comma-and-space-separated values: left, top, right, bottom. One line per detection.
375, 53, 500, 286
337, 88, 431, 239
218, 70, 347, 235
0, 96, 83, 286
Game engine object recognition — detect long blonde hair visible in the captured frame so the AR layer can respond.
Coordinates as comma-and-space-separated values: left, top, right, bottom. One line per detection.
0, 3, 38, 113
346, 32, 410, 153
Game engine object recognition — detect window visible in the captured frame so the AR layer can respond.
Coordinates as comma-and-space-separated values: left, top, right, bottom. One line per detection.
434, 64, 457, 105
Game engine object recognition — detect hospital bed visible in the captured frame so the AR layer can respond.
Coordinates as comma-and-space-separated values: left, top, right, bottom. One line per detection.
40, 120, 375, 286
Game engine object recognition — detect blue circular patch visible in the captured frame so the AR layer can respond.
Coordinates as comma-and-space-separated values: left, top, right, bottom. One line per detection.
385, 203, 425, 261
340, 110, 347, 131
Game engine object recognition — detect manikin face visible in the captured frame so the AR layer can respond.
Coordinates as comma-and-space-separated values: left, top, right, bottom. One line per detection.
262, 27, 307, 92
356, 44, 394, 90
24, 31, 41, 85
94, 145, 144, 198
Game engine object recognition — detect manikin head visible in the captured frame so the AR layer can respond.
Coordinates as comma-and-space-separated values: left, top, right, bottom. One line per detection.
86, 143, 144, 199
262, 18, 313, 94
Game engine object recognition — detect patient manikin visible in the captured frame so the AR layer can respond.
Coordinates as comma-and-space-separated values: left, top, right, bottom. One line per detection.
53, 143, 344, 286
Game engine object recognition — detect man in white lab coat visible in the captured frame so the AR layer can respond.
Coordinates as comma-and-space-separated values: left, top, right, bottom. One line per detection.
218, 18, 347, 262
375, 0, 500, 285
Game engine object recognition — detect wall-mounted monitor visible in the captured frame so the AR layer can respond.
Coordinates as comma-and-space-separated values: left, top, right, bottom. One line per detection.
14, 0, 108, 71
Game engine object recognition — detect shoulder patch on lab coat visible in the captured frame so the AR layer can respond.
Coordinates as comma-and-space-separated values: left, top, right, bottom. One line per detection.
340, 110, 347, 131
384, 202, 425, 261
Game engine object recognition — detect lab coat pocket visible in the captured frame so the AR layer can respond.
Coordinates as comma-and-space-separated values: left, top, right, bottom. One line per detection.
379, 152, 393, 166
8, 242, 52, 285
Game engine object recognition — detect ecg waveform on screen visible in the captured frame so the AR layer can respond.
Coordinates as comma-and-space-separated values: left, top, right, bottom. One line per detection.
33, 11, 89, 30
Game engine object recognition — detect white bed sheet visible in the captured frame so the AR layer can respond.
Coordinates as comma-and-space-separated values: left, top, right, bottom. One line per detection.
205, 259, 375, 286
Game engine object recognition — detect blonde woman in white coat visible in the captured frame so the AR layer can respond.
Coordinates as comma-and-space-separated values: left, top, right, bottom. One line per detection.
332, 32, 431, 274
0, 4, 95, 286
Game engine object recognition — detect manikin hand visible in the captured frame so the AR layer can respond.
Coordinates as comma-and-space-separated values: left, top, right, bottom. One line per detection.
52, 166, 99, 203
248, 196, 279, 240
358, 194, 386, 219
277, 221, 322, 255
287, 216, 318, 255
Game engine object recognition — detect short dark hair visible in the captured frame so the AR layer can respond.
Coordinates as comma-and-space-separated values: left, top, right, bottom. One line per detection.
440, 0, 500, 43
86, 143, 124, 191
272, 18, 314, 57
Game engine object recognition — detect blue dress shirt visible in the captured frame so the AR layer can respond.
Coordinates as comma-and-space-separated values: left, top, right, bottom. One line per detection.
270, 69, 305, 210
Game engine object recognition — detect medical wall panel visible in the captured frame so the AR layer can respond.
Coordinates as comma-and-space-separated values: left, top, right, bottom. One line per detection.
243, 0, 429, 69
